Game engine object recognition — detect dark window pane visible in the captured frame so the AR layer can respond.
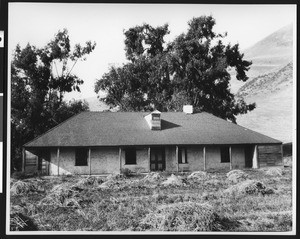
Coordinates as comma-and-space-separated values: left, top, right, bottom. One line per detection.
125, 148, 136, 164
221, 147, 230, 163
178, 148, 188, 164
75, 148, 88, 166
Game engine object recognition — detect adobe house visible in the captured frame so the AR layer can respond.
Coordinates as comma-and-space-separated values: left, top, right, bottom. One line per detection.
23, 107, 283, 175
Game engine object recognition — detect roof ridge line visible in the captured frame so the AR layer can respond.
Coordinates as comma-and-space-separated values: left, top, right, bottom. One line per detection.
23, 111, 88, 147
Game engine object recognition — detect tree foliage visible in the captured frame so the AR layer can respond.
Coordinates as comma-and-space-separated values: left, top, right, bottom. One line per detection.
11, 29, 95, 171
95, 16, 255, 122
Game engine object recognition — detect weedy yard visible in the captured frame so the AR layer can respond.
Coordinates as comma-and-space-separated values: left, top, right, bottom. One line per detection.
10, 161, 293, 232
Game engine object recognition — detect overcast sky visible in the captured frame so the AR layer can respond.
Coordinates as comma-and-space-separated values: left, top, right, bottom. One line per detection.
8, 3, 296, 100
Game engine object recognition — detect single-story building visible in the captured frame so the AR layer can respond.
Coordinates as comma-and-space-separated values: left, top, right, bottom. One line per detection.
23, 107, 283, 175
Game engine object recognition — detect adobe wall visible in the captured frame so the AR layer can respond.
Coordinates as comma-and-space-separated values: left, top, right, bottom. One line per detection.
49, 148, 90, 175
178, 147, 204, 172
91, 147, 120, 174
47, 145, 249, 175
49, 147, 120, 175
205, 146, 230, 170
231, 146, 246, 169
49, 149, 59, 175
121, 147, 149, 173
165, 146, 177, 171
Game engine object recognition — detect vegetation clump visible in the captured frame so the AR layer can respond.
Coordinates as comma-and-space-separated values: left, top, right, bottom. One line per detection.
263, 167, 283, 176
187, 171, 207, 180
142, 172, 162, 182
226, 170, 248, 184
140, 202, 224, 231
224, 180, 275, 196
161, 174, 183, 186
10, 180, 41, 196
10, 213, 38, 231
10, 165, 292, 232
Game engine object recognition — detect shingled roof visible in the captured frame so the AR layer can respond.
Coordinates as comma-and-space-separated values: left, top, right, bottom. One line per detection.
24, 111, 281, 147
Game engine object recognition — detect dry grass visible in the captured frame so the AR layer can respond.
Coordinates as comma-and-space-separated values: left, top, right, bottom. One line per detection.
10, 162, 293, 232
140, 202, 222, 231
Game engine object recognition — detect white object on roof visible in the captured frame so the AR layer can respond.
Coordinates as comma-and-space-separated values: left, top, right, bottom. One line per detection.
183, 105, 193, 114
145, 110, 161, 130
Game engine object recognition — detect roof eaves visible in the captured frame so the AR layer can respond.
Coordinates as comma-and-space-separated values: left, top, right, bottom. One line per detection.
23, 111, 88, 147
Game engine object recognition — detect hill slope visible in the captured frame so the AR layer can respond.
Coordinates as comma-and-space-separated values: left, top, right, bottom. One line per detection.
236, 62, 293, 143
243, 23, 293, 78
230, 23, 293, 93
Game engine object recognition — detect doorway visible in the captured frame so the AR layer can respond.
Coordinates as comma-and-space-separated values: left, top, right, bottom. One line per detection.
244, 145, 254, 168
150, 147, 165, 171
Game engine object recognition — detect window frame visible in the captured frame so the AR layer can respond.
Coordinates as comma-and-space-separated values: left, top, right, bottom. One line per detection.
125, 147, 137, 165
75, 147, 88, 166
178, 147, 188, 164
220, 146, 230, 163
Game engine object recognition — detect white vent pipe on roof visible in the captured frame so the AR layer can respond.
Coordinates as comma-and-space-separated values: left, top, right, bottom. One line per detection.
183, 105, 193, 114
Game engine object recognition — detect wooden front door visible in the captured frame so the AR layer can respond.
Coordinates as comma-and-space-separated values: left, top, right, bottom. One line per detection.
150, 147, 165, 171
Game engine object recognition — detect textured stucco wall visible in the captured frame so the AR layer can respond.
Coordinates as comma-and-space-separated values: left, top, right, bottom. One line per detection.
48, 145, 249, 175
165, 146, 177, 172
206, 146, 230, 170
60, 148, 90, 175
91, 147, 120, 174
49, 148, 58, 175
49, 148, 90, 175
231, 146, 245, 169
178, 147, 204, 172
121, 147, 149, 173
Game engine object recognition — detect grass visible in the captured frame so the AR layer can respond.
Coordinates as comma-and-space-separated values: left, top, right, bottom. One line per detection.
10, 161, 293, 232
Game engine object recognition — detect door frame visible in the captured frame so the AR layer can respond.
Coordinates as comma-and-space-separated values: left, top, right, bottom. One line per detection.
150, 147, 166, 171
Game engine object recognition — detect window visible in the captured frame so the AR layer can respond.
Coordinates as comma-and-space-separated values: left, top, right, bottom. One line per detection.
178, 148, 188, 164
75, 148, 88, 166
220, 146, 230, 163
152, 114, 160, 120
125, 147, 136, 164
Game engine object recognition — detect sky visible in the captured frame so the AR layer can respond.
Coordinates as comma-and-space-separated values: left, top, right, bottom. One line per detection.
8, 3, 296, 100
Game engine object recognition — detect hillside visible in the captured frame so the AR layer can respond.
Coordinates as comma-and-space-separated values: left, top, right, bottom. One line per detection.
236, 62, 293, 143
230, 23, 293, 93
243, 23, 293, 78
